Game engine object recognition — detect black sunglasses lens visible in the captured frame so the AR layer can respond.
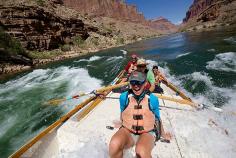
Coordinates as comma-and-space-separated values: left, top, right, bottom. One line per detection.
130, 80, 143, 86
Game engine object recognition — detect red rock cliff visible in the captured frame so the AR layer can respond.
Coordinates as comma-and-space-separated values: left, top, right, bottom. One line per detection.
149, 17, 178, 33
183, 0, 236, 23
62, 0, 177, 33
63, 0, 147, 24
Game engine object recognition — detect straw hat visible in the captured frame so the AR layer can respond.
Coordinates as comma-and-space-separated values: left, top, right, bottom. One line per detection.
137, 58, 148, 66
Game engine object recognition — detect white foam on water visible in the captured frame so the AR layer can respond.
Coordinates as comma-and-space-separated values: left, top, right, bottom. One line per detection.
206, 52, 236, 72
0, 115, 17, 138
0, 69, 49, 93
44, 66, 103, 109
89, 56, 103, 61
0, 66, 102, 97
158, 66, 236, 157
0, 66, 103, 154
224, 37, 236, 44
176, 52, 191, 58
63, 67, 102, 95
207, 48, 216, 52
120, 49, 127, 55
106, 56, 123, 62
74, 56, 103, 63
146, 59, 158, 70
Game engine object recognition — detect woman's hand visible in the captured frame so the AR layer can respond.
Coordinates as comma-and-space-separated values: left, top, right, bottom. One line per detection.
161, 132, 172, 143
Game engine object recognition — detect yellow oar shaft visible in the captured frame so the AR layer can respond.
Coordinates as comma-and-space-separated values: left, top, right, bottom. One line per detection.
155, 94, 199, 108
96, 82, 128, 93
164, 81, 192, 102
47, 81, 128, 105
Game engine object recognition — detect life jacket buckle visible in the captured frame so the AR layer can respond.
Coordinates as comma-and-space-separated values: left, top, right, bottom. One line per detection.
133, 115, 143, 120
134, 105, 142, 109
132, 125, 144, 131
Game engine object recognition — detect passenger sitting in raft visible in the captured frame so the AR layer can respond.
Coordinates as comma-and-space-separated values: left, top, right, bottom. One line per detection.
122, 54, 138, 82
125, 53, 138, 75
109, 71, 171, 158
152, 65, 168, 94
136, 58, 155, 92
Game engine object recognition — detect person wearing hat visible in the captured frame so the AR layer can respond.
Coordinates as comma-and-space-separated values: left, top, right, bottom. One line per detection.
124, 53, 138, 76
136, 58, 155, 92
109, 71, 171, 158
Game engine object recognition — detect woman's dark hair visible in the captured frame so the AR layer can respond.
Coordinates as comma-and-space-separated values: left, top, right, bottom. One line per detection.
152, 65, 158, 70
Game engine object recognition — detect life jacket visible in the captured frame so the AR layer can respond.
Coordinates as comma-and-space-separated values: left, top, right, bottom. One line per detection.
121, 91, 157, 135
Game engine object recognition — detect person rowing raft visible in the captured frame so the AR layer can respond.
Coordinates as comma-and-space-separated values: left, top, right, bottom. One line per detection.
152, 65, 168, 94
109, 71, 171, 158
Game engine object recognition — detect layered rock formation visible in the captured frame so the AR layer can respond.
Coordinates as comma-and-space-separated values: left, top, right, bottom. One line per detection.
149, 17, 178, 34
181, 0, 236, 30
0, 0, 177, 74
0, 5, 89, 51
62, 0, 177, 33
63, 0, 147, 24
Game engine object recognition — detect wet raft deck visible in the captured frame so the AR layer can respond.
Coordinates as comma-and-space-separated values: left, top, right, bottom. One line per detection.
22, 84, 230, 158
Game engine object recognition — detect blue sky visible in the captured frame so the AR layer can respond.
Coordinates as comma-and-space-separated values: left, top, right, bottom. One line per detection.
125, 0, 193, 24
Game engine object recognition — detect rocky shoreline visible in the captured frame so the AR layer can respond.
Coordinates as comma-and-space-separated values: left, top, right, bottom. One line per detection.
0, 37, 143, 76
0, 0, 169, 77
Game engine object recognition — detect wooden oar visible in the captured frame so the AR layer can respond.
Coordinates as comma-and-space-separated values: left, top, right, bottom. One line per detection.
10, 96, 96, 158
163, 80, 192, 102
106, 94, 198, 108
154, 94, 200, 108
46, 81, 128, 105
10, 70, 125, 158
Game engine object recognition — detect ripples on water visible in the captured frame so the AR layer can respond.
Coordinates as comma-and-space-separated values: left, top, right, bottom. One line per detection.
0, 27, 236, 157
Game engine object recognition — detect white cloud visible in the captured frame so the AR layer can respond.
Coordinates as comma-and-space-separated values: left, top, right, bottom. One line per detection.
175, 20, 182, 25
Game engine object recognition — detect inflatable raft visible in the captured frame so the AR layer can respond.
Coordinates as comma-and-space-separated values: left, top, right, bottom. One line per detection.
10, 70, 224, 158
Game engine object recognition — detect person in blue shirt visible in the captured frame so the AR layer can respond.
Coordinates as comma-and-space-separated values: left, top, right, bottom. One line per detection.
109, 71, 171, 158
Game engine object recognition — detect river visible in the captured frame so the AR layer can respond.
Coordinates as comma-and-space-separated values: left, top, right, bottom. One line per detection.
0, 27, 236, 157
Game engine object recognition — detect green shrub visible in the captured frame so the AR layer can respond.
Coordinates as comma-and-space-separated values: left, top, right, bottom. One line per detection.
36, 0, 45, 6
116, 37, 124, 45
73, 36, 84, 46
60, 44, 71, 52
0, 27, 27, 57
28, 50, 62, 59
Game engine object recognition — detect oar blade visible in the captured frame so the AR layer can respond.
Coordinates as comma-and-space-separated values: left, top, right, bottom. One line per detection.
44, 98, 66, 105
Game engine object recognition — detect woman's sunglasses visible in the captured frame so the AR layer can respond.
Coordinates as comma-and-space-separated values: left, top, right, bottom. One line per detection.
130, 80, 145, 86
137, 65, 146, 68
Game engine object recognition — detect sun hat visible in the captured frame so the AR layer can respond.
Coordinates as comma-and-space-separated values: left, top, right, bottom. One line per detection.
129, 71, 146, 82
137, 58, 148, 66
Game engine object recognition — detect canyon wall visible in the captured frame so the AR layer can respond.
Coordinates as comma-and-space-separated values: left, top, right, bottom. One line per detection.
0, 5, 89, 51
182, 0, 236, 30
63, 0, 147, 24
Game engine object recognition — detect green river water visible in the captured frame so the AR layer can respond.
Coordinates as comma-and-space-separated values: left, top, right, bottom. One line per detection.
0, 27, 236, 157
